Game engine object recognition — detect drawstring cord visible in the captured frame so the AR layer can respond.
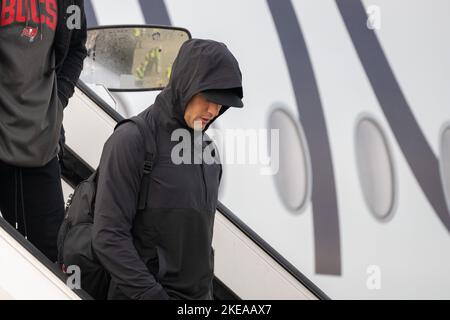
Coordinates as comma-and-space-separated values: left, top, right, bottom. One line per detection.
14, 169, 28, 240
14, 169, 18, 230
25, 0, 30, 30
37, 0, 43, 41
19, 169, 28, 240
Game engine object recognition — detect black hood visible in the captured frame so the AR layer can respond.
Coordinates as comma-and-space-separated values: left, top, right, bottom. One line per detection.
153, 38, 243, 131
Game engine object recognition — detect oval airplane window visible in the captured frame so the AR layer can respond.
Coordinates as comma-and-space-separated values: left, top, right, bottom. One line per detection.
355, 116, 397, 221
439, 123, 450, 214
268, 107, 311, 213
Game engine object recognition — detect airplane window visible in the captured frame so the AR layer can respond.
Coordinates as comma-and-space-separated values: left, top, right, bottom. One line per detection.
439, 123, 450, 214
268, 107, 311, 214
355, 116, 397, 221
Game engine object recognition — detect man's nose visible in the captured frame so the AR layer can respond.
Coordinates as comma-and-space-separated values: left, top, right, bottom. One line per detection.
207, 103, 221, 117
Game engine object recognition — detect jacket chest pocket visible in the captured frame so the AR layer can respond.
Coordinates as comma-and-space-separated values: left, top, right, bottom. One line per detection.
148, 155, 207, 210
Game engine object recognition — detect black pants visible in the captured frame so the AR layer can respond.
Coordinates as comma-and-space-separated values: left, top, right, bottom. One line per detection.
0, 157, 65, 262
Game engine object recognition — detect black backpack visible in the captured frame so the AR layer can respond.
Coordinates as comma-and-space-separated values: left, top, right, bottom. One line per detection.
57, 116, 156, 300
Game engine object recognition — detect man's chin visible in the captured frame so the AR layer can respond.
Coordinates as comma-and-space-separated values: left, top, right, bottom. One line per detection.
193, 120, 206, 130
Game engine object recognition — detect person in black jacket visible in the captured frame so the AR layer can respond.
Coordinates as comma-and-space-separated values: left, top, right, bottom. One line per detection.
92, 39, 244, 300
0, 0, 87, 262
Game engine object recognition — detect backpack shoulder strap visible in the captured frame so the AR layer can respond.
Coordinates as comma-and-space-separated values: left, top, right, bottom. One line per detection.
115, 116, 157, 210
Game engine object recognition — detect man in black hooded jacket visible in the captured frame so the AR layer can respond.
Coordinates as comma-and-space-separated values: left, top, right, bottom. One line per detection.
92, 39, 244, 300
0, 0, 87, 262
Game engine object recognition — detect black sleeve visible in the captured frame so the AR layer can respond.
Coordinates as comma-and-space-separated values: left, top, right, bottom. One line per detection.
92, 123, 169, 300
57, 0, 88, 108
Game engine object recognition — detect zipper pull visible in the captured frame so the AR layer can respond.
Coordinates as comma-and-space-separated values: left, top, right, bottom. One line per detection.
65, 193, 74, 211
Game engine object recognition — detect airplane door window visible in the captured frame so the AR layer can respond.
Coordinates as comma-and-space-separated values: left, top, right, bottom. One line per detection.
355, 115, 397, 222
268, 106, 312, 214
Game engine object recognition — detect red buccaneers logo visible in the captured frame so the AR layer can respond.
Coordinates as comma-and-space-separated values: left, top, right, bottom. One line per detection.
0, 0, 58, 31
21, 26, 38, 40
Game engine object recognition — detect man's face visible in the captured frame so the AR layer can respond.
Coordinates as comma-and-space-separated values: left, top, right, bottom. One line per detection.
184, 93, 222, 130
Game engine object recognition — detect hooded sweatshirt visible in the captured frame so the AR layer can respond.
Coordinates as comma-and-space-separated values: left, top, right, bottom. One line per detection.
0, 0, 62, 167
0, 0, 87, 167
92, 39, 243, 300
